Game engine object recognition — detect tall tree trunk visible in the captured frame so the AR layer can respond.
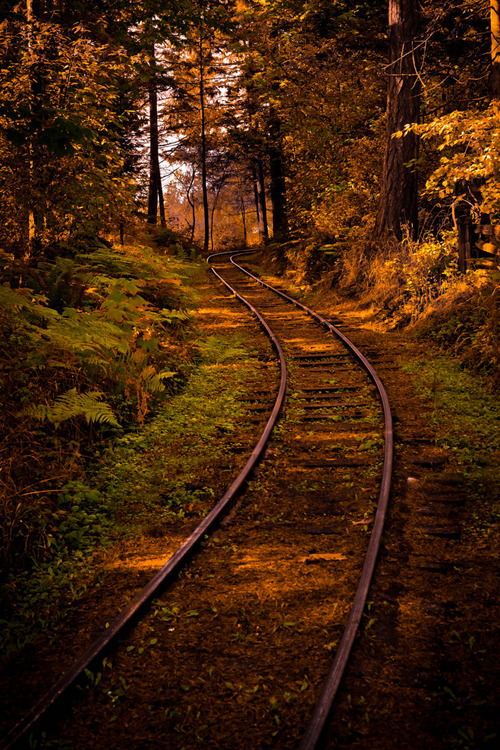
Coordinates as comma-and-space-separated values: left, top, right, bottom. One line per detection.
186, 168, 196, 242
158, 163, 166, 228
267, 112, 287, 240
257, 158, 269, 241
240, 195, 247, 245
27, 0, 40, 257
199, 30, 210, 252
491, 0, 500, 96
147, 45, 162, 225
252, 163, 260, 228
375, 0, 421, 241
147, 78, 159, 223
210, 184, 223, 251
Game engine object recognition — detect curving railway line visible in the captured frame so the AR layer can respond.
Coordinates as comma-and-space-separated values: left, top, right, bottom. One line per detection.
2, 251, 393, 750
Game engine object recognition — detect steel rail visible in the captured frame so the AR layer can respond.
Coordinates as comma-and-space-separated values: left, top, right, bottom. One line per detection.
2, 259, 288, 750
223, 251, 394, 750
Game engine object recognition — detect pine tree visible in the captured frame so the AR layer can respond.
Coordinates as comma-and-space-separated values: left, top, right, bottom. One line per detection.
375, 0, 422, 240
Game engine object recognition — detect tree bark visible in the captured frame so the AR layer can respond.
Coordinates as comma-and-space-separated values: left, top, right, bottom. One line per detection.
491, 0, 500, 96
252, 163, 260, 227
27, 0, 40, 257
147, 59, 160, 224
186, 168, 196, 242
199, 30, 210, 252
268, 112, 287, 240
240, 195, 247, 245
257, 158, 269, 241
147, 42, 165, 227
375, 0, 421, 241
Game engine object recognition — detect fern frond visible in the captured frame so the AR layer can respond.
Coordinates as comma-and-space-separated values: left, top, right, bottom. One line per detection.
45, 313, 131, 358
20, 389, 120, 427
0, 284, 59, 324
140, 366, 177, 395
75, 250, 141, 279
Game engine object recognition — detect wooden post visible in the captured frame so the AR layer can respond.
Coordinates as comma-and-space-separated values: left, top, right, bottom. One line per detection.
457, 217, 472, 273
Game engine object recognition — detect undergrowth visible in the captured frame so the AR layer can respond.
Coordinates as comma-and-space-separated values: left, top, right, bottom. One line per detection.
273, 228, 499, 390
91, 334, 255, 535
403, 356, 500, 538
338, 232, 500, 388
0, 234, 206, 652
0, 326, 257, 656
413, 278, 500, 388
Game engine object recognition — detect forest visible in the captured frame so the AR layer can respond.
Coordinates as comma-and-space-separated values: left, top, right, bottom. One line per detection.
0, 0, 499, 660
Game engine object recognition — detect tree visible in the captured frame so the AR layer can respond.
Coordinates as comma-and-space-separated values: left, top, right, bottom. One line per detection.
234, 2, 295, 243
198, 19, 211, 251
0, 10, 138, 259
253, 158, 269, 241
162, 5, 238, 250
267, 108, 288, 240
133, 5, 198, 229
375, 0, 422, 240
409, 101, 500, 223
492, 0, 500, 96
231, 0, 388, 248
146, 41, 166, 227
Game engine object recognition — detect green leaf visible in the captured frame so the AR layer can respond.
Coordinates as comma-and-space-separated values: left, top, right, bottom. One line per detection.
20, 389, 120, 427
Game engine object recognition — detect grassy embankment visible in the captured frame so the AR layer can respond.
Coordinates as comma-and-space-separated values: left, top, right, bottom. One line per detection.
0, 236, 255, 655
261, 230, 500, 389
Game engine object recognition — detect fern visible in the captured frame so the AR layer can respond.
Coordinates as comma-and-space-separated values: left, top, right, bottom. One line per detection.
20, 389, 120, 427
140, 365, 177, 395
45, 313, 131, 358
75, 249, 144, 279
74, 247, 184, 288
2, 247, 192, 427
0, 284, 58, 326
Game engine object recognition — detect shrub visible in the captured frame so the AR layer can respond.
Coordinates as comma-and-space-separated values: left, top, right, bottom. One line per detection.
0, 242, 196, 573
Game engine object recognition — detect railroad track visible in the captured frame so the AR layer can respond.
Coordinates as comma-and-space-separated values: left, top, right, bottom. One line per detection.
2, 251, 393, 750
